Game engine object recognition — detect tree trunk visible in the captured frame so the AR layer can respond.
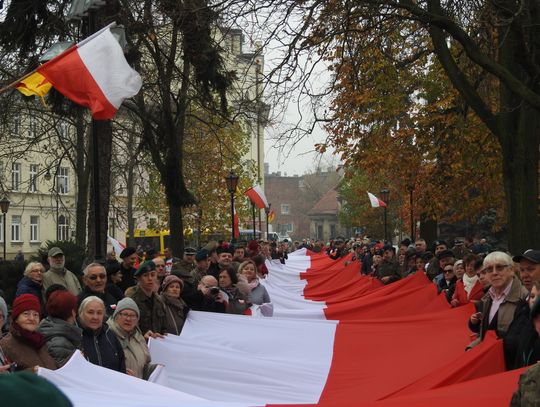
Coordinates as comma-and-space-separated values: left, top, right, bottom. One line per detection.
497, 17, 540, 254
74, 109, 89, 247
169, 203, 184, 257
126, 155, 135, 248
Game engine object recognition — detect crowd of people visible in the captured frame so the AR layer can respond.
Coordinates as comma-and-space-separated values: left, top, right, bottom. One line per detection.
0, 235, 539, 404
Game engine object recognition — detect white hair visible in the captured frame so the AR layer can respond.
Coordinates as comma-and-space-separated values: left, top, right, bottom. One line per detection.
82, 262, 105, 276
78, 295, 105, 318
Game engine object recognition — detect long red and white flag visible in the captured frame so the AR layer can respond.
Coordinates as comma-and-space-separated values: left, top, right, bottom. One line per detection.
367, 191, 387, 207
37, 23, 142, 119
245, 184, 269, 209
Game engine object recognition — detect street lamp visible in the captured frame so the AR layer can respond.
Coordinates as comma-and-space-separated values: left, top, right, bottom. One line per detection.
0, 197, 10, 261
406, 184, 414, 240
264, 203, 271, 239
225, 171, 239, 242
380, 188, 390, 242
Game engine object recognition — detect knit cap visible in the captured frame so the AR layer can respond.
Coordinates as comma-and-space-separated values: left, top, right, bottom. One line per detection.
112, 297, 140, 320
12, 294, 41, 320
161, 275, 184, 292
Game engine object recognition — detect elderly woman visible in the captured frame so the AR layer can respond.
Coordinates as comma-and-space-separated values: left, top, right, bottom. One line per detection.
451, 255, 484, 308
107, 298, 157, 379
238, 260, 270, 305
160, 275, 188, 335
38, 290, 82, 367
78, 296, 126, 373
218, 267, 251, 314
16, 262, 46, 311
0, 294, 56, 371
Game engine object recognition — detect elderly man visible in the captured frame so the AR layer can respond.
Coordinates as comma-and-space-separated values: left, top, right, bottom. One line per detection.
513, 249, 540, 292
42, 247, 81, 295
128, 260, 168, 335
191, 249, 210, 284
414, 238, 427, 255
375, 245, 401, 284
468, 251, 529, 367
429, 249, 455, 282
118, 247, 138, 293
78, 263, 118, 316
153, 257, 167, 286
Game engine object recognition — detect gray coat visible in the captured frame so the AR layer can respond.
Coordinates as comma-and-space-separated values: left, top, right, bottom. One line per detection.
38, 316, 82, 367
250, 282, 271, 305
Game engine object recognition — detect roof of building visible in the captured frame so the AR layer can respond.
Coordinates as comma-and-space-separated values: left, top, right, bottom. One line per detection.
308, 188, 338, 216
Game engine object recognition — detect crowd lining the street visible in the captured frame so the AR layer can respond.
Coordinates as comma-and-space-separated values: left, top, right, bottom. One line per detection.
0, 235, 538, 405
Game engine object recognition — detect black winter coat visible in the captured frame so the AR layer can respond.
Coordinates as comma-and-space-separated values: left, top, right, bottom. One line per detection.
78, 286, 119, 317
15, 276, 44, 311
80, 322, 126, 373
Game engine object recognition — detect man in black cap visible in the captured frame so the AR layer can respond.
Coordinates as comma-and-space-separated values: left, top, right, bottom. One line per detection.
513, 249, 540, 292
118, 247, 138, 293
173, 247, 197, 277
207, 246, 234, 279
452, 237, 472, 259
127, 260, 167, 335
426, 240, 448, 279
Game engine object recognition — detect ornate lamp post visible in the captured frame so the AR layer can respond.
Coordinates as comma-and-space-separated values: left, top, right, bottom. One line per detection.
0, 197, 10, 261
380, 188, 390, 242
225, 171, 239, 242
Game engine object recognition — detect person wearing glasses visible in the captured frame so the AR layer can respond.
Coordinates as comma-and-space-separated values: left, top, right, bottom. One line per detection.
15, 262, 46, 312
0, 294, 57, 371
467, 251, 529, 368
107, 298, 158, 379
437, 262, 457, 302
78, 263, 118, 317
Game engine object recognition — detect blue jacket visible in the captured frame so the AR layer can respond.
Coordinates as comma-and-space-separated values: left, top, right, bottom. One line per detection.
15, 276, 44, 310
80, 322, 126, 373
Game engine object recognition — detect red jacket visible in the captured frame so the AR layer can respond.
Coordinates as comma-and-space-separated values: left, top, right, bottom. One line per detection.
452, 279, 484, 306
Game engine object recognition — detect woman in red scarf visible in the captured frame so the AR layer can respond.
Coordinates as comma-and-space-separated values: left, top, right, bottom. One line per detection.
0, 294, 57, 371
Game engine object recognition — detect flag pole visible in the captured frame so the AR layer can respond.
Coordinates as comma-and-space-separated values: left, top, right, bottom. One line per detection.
252, 202, 257, 241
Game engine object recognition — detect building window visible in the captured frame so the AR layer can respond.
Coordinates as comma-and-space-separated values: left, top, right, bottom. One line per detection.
108, 217, 116, 238
29, 116, 37, 138
30, 216, 39, 242
284, 223, 294, 233
57, 122, 69, 139
11, 116, 20, 137
0, 161, 4, 187
29, 164, 38, 192
281, 204, 290, 215
57, 167, 69, 194
57, 215, 70, 241
11, 215, 21, 242
0, 216, 3, 242
11, 162, 21, 191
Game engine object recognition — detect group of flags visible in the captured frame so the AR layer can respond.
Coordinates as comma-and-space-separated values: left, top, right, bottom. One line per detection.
13, 23, 141, 120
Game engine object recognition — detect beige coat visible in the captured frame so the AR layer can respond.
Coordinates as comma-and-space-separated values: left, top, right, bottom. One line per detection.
107, 319, 154, 379
43, 268, 82, 295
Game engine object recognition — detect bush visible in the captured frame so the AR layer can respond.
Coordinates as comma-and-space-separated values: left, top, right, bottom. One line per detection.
0, 260, 27, 306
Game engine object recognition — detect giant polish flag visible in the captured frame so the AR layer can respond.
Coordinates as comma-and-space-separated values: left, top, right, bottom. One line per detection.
245, 184, 269, 209
37, 24, 142, 119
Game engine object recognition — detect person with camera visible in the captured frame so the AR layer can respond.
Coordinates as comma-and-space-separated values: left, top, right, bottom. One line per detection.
188, 275, 226, 313
218, 267, 251, 314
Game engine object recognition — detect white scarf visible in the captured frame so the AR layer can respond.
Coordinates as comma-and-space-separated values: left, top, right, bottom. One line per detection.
462, 273, 478, 296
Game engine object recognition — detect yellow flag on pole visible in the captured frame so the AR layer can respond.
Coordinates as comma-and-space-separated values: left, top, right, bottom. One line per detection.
15, 72, 52, 99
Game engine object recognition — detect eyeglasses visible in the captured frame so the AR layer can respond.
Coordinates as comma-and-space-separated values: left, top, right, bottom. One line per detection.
30, 269, 44, 273
443, 269, 454, 273
117, 312, 138, 320
482, 264, 511, 273
88, 274, 107, 280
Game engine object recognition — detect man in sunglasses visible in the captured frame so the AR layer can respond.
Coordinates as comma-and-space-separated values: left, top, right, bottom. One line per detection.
77, 262, 119, 317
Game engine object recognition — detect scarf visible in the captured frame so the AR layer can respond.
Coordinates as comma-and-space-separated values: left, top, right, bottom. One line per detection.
248, 279, 259, 291
463, 273, 479, 296
11, 321, 46, 350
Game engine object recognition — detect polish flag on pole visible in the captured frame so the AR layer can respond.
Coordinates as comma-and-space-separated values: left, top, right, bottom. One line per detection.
233, 205, 240, 239
367, 191, 387, 208
37, 23, 142, 120
245, 184, 269, 209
